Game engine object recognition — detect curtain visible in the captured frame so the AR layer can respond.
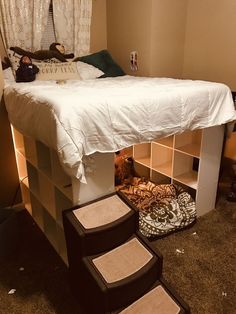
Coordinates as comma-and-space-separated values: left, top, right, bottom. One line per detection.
32, 0, 51, 50
0, 0, 50, 50
53, 0, 92, 57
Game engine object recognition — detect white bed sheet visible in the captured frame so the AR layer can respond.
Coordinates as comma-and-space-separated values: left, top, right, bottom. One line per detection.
3, 75, 236, 183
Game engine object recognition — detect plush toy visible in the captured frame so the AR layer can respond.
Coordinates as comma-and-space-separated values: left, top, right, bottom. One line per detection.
15, 55, 39, 83
10, 43, 74, 62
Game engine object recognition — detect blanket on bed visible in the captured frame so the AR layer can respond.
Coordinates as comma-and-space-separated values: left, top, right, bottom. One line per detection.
3, 75, 236, 183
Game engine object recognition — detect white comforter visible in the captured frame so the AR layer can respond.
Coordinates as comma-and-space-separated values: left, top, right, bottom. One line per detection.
4, 75, 236, 183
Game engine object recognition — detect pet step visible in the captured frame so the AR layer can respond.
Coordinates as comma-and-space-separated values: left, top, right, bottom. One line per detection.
78, 234, 163, 314
116, 278, 190, 314
63, 192, 139, 265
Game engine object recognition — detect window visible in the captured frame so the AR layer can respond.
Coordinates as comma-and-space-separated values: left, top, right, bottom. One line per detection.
41, 1, 56, 49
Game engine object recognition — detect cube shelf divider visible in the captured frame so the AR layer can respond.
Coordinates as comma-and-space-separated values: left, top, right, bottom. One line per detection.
11, 127, 115, 265
12, 126, 223, 265
133, 126, 224, 216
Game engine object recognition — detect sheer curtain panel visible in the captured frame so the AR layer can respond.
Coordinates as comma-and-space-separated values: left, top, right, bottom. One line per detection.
0, 0, 50, 50
53, 0, 92, 57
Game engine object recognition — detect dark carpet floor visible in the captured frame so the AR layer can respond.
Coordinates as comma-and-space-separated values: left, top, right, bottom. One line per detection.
0, 181, 236, 314
153, 197, 236, 314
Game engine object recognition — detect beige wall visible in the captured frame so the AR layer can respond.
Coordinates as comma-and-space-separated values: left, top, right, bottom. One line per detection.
150, 0, 188, 78
183, 0, 236, 90
183, 0, 236, 160
90, 0, 107, 52
106, 0, 188, 78
107, 0, 236, 85
107, 0, 153, 76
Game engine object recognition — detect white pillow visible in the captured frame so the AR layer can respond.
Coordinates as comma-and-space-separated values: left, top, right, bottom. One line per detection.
76, 61, 104, 80
3, 67, 15, 81
34, 62, 81, 81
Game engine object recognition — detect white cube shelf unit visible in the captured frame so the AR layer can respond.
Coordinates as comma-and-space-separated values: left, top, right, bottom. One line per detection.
133, 126, 224, 216
11, 125, 224, 264
12, 127, 115, 265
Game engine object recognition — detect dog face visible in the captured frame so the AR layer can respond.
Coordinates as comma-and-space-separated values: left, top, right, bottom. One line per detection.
115, 152, 135, 185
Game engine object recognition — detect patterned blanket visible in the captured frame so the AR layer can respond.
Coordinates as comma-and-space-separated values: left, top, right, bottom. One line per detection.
118, 178, 196, 239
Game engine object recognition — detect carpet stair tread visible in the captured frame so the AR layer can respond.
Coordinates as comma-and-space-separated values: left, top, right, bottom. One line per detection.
80, 234, 162, 313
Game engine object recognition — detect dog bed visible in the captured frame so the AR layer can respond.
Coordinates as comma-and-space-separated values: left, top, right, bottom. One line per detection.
118, 178, 196, 239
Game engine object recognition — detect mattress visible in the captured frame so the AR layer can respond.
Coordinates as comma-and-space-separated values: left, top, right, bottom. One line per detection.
3, 75, 236, 183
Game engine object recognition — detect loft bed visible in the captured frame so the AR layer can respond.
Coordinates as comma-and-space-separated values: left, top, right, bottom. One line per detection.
1, 54, 236, 264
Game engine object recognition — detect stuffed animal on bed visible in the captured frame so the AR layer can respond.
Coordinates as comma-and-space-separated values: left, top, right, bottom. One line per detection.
15, 55, 39, 83
10, 43, 74, 62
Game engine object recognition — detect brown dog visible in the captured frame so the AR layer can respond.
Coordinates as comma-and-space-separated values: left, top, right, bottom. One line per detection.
114, 150, 136, 186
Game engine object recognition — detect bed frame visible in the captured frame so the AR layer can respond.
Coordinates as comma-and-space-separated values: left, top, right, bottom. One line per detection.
0, 56, 225, 265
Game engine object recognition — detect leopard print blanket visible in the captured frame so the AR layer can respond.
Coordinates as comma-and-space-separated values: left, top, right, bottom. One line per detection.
118, 177, 196, 239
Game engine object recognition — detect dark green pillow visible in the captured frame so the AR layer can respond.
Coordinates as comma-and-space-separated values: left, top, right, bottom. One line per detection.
74, 50, 125, 77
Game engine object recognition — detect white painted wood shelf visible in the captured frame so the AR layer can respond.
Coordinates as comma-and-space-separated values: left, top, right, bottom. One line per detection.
133, 126, 224, 216
12, 125, 224, 264
12, 127, 115, 265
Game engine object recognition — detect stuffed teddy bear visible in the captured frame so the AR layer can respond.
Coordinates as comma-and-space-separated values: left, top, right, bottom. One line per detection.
15, 55, 39, 82
10, 43, 74, 62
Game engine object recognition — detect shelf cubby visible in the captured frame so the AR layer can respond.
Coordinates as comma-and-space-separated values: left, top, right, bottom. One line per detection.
134, 161, 150, 179
24, 136, 38, 167
36, 141, 52, 178
153, 135, 174, 148
133, 143, 151, 167
151, 170, 171, 185
151, 143, 173, 177
38, 171, 56, 219
172, 180, 196, 200
51, 150, 72, 200
30, 193, 44, 231
174, 129, 202, 157
27, 161, 40, 197
173, 151, 198, 189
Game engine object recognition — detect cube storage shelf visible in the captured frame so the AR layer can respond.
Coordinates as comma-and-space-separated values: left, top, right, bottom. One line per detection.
12, 127, 115, 265
133, 126, 224, 216
12, 125, 224, 264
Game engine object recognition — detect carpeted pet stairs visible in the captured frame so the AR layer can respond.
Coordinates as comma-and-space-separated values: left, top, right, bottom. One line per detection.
63, 192, 190, 313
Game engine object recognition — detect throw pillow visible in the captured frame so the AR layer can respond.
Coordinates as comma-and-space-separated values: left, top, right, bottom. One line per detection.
74, 50, 125, 78
35, 62, 81, 81
76, 61, 104, 80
